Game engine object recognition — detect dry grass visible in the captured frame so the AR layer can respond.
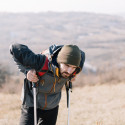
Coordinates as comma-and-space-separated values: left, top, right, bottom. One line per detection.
74, 68, 125, 87
0, 93, 21, 125
0, 83, 125, 125
58, 83, 125, 125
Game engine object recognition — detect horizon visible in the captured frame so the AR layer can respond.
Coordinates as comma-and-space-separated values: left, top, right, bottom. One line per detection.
0, 0, 125, 15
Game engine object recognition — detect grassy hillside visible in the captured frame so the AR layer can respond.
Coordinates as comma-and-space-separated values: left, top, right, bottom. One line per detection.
0, 12, 125, 125
0, 83, 125, 125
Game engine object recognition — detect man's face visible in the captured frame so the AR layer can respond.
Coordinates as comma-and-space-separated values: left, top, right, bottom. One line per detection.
59, 63, 77, 78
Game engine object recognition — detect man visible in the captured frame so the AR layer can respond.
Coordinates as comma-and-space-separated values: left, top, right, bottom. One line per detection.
10, 43, 85, 125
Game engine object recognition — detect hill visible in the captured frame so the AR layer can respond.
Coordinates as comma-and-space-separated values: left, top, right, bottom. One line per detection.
0, 12, 125, 85
0, 83, 125, 125
0, 12, 125, 124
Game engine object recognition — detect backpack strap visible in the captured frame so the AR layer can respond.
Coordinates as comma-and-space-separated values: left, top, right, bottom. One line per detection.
37, 57, 49, 76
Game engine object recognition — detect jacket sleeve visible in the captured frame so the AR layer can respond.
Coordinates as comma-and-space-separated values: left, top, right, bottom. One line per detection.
10, 43, 46, 72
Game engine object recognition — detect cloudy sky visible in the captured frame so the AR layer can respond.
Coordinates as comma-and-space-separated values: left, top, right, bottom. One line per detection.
0, 0, 124, 14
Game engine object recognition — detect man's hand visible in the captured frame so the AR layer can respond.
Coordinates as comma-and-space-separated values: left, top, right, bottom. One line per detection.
27, 69, 39, 83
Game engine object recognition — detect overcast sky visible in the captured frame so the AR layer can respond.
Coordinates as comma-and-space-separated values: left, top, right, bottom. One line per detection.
0, 0, 124, 14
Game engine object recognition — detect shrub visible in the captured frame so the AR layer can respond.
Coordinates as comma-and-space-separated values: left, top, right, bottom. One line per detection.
0, 64, 10, 86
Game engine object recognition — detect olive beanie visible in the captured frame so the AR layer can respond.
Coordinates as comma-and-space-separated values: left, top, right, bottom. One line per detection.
57, 45, 81, 67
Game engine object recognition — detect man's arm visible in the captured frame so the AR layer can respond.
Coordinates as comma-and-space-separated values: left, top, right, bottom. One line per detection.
10, 43, 46, 72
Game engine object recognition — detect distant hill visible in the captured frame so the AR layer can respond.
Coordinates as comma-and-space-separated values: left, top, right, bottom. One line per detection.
0, 12, 125, 73
117, 13, 125, 19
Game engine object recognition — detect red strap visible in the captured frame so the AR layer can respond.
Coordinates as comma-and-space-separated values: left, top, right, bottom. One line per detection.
37, 57, 49, 76
73, 71, 77, 76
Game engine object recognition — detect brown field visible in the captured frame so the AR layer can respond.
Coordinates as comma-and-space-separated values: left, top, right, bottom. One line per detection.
0, 83, 125, 125
0, 12, 125, 125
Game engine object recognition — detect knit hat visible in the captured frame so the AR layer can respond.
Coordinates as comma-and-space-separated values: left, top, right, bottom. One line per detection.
57, 45, 81, 67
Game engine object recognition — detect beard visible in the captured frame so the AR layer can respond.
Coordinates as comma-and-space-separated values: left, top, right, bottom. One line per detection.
61, 72, 71, 78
